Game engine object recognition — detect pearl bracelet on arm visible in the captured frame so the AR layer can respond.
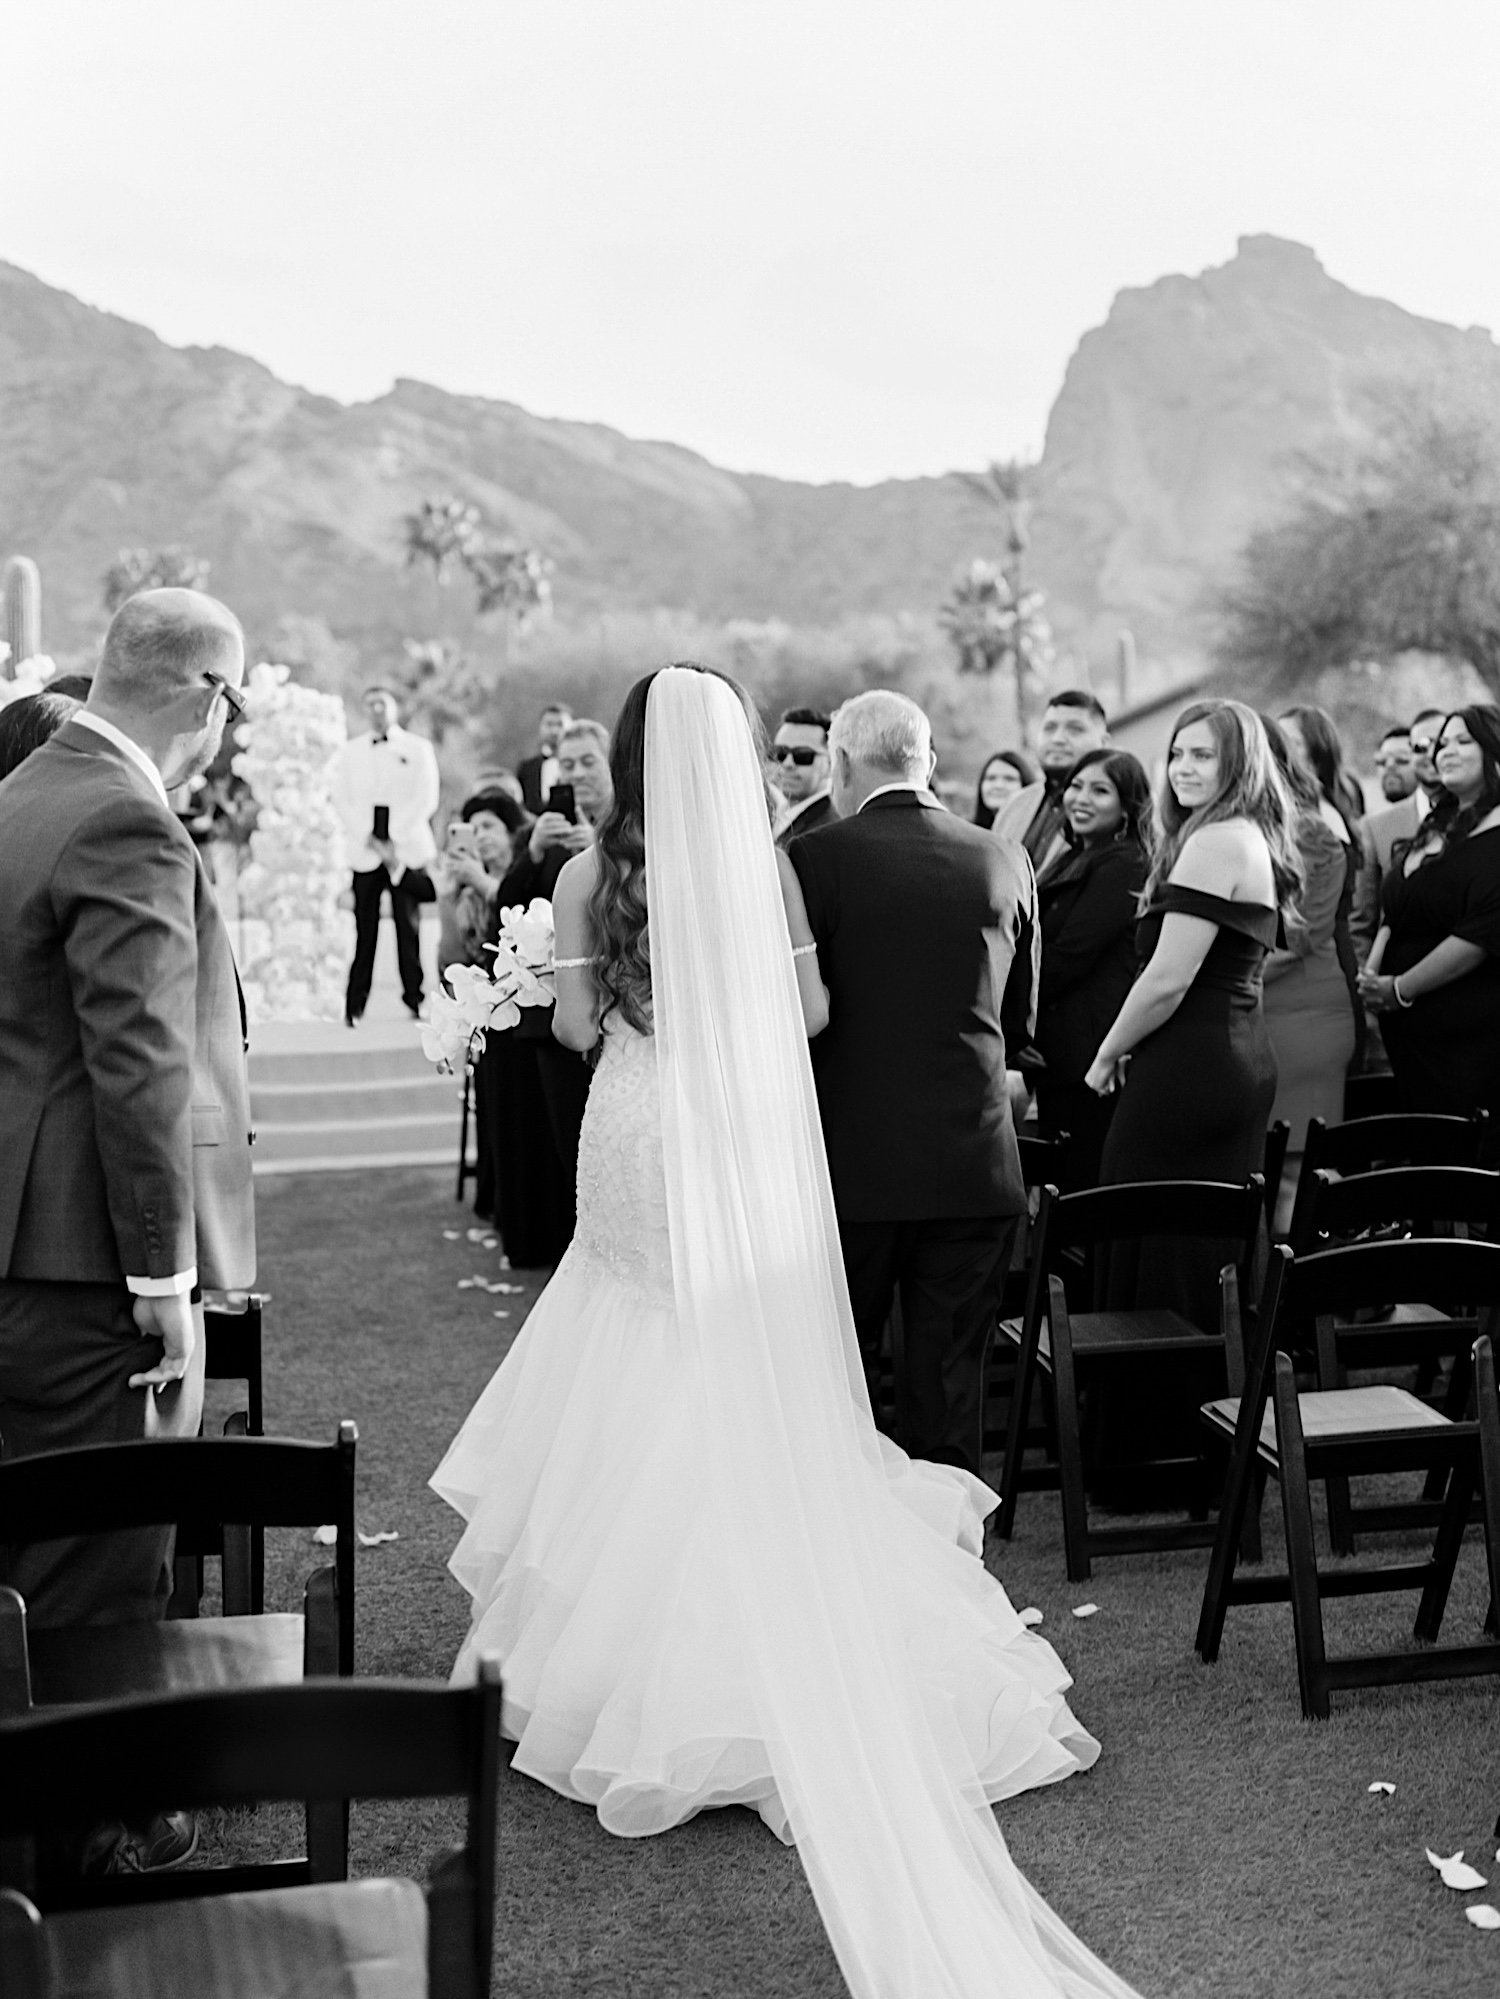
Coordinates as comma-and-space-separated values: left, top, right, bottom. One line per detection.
553, 956, 595, 969
791, 943, 818, 959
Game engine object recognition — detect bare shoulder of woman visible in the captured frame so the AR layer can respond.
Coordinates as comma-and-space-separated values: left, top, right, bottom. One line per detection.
554, 846, 601, 907
1169, 818, 1262, 899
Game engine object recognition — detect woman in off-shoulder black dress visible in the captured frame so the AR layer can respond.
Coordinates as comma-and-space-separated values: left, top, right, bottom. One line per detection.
1082, 703, 1300, 1487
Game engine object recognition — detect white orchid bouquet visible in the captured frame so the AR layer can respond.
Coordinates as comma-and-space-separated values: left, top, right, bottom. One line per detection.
421, 898, 557, 1072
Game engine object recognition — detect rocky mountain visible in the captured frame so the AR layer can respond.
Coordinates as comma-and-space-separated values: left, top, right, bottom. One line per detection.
1032, 234, 1500, 670
3, 237, 1498, 679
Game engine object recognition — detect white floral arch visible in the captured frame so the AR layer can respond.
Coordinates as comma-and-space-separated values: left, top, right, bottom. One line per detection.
232, 662, 353, 1023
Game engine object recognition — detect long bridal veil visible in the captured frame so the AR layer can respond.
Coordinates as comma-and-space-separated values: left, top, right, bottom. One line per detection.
645, 668, 1140, 1999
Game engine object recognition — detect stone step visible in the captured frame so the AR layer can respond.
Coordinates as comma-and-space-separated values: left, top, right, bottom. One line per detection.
251, 1039, 439, 1087
252, 1072, 461, 1126
252, 1108, 461, 1174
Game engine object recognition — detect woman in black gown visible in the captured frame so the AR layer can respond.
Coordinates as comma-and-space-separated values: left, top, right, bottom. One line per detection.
1032, 748, 1151, 1189
1081, 703, 1300, 1489
1358, 703, 1500, 1139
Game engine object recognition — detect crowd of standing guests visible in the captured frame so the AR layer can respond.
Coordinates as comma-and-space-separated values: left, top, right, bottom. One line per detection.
437, 681, 1500, 1281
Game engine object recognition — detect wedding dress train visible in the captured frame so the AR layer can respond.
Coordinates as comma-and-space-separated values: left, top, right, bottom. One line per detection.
434, 1021, 1098, 1835
433, 667, 1141, 1999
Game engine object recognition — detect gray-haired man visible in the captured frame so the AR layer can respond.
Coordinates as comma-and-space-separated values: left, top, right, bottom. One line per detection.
790, 691, 1037, 1478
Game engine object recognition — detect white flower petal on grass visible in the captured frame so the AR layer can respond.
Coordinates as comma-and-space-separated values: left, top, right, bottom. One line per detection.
442, 1230, 461, 1240
1467, 1905, 1500, 1930
1018, 1607, 1044, 1628
1426, 1849, 1490, 1891
493, 1309, 510, 1319
312, 1525, 338, 1546
466, 1229, 487, 1242
357, 1530, 399, 1547
1368, 1782, 1396, 1795
457, 1279, 476, 1290
1071, 1603, 1100, 1619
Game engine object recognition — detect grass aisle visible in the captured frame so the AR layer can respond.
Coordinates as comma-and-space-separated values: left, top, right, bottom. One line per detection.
247, 1166, 1500, 1998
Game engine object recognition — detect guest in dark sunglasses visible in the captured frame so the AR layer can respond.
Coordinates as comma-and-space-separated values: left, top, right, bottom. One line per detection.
771, 705, 837, 848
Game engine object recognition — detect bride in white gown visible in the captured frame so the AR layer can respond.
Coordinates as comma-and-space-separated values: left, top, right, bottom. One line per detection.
432, 665, 1142, 1999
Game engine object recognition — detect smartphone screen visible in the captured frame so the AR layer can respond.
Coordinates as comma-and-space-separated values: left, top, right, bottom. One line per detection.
371, 805, 391, 842
549, 783, 577, 824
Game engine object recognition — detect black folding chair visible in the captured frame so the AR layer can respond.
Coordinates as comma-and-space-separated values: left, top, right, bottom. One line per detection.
174, 1292, 271, 1616
1288, 1164, 1499, 1551
0, 1665, 501, 1998
995, 1177, 1264, 1579
1341, 1071, 1401, 1122
0, 1426, 357, 1710
1195, 1238, 1500, 1717
980, 1134, 1071, 1472
456, 1063, 478, 1202
1284, 1110, 1489, 1252
1261, 1119, 1290, 1242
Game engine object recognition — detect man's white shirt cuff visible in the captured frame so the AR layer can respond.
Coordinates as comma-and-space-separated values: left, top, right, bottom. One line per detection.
126, 1268, 197, 1297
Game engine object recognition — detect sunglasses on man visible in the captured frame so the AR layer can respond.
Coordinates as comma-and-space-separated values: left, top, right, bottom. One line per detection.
770, 745, 825, 767
203, 671, 247, 722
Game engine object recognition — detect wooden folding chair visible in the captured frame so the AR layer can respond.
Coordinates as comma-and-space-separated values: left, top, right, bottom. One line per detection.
1285, 1110, 1490, 1252
995, 1177, 1264, 1579
1288, 1164, 1499, 1552
1260, 1119, 1290, 1242
0, 1425, 357, 1709
980, 1134, 1071, 1475
456, 1062, 478, 1202
1341, 1071, 1401, 1122
0, 1426, 359, 1891
0, 1665, 502, 1998
1195, 1238, 1500, 1717
174, 1292, 271, 1617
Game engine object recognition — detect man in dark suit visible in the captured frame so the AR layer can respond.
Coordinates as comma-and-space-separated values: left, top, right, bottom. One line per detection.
0, 588, 256, 1635
516, 702, 573, 816
791, 691, 1037, 1478
772, 705, 837, 848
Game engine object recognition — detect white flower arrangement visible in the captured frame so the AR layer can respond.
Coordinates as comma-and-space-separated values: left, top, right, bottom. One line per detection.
0, 651, 58, 707
232, 662, 353, 1024
421, 899, 557, 1072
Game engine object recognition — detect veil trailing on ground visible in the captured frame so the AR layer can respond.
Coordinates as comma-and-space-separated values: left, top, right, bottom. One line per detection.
645, 667, 1139, 1999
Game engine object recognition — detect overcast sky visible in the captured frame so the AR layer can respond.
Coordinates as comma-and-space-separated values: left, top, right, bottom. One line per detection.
7, 1, 1499, 484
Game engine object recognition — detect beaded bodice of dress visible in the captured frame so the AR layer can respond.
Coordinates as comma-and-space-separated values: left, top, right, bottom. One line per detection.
571, 1018, 673, 1306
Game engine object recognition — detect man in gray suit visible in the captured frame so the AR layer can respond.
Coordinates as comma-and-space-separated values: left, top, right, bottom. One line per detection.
0, 589, 255, 1634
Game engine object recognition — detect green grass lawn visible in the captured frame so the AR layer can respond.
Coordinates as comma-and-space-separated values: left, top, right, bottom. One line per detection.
237, 1166, 1500, 1998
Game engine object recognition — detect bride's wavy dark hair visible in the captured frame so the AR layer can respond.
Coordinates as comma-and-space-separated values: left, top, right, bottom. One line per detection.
587, 662, 773, 1035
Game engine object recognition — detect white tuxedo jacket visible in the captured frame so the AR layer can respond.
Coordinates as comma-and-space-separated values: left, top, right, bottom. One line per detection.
331, 726, 441, 873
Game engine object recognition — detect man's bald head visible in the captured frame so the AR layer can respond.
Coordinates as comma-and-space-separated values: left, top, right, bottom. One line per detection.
93, 589, 244, 713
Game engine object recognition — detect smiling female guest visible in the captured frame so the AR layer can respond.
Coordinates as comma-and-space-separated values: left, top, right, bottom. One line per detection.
1087, 702, 1299, 1320
1359, 704, 1500, 1135
971, 747, 1039, 830
1259, 718, 1359, 1233
1031, 749, 1151, 1189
